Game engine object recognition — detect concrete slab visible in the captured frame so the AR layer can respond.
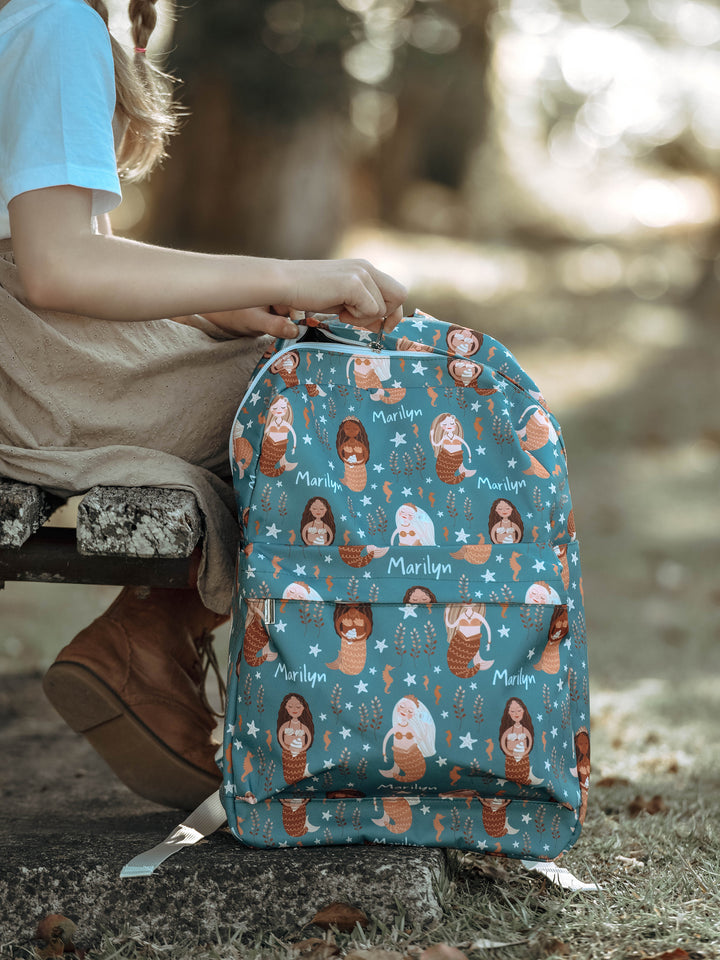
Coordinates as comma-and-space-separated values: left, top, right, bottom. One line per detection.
0, 672, 447, 947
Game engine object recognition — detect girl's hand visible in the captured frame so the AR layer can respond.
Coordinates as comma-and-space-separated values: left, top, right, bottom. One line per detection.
201, 306, 303, 339
281, 259, 407, 331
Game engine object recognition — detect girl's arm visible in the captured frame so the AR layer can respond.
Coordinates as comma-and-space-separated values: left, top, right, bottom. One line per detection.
9, 186, 406, 337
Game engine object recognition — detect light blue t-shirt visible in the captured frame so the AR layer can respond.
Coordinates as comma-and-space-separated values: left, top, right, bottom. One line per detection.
0, 0, 122, 239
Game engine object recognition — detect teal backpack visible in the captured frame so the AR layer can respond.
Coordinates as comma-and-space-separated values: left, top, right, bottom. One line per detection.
122, 312, 592, 881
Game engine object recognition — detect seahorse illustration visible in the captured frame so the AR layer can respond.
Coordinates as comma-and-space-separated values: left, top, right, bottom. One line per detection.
336, 416, 370, 492
444, 603, 494, 678
326, 603, 372, 675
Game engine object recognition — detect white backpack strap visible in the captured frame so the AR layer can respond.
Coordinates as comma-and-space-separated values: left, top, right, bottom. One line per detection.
521, 859, 601, 891
120, 791, 227, 878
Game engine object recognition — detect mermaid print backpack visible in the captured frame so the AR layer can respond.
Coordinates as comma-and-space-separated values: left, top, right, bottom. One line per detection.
121, 311, 592, 881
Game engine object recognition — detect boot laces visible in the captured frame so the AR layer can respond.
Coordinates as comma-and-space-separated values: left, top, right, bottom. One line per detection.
194, 629, 226, 719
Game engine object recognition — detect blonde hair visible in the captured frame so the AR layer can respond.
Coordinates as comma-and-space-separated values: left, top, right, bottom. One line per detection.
85, 0, 180, 181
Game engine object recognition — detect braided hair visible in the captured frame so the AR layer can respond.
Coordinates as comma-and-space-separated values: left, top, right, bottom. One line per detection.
84, 0, 179, 181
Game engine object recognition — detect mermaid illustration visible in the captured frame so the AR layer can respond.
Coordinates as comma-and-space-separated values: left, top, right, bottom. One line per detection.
237, 598, 277, 670
517, 404, 559, 479
489, 498, 524, 544
430, 413, 475, 484
258, 395, 297, 476
479, 798, 519, 838
326, 602, 372, 675
338, 543, 389, 567
403, 585, 437, 608
371, 797, 418, 834
525, 581, 562, 605
446, 325, 482, 357
300, 497, 336, 546
346, 355, 405, 404
277, 693, 314, 785
379, 695, 436, 783
270, 350, 300, 389
534, 605, 569, 674
444, 602, 494, 677
447, 357, 496, 396
231, 420, 253, 478
391, 502, 436, 546
280, 798, 319, 838
498, 697, 543, 786
570, 726, 591, 824
336, 416, 370, 492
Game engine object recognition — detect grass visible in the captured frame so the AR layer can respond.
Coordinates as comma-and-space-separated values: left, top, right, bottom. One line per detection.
3, 228, 720, 960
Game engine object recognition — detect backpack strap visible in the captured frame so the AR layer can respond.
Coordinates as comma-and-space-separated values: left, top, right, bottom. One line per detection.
120, 791, 227, 878
521, 860, 601, 891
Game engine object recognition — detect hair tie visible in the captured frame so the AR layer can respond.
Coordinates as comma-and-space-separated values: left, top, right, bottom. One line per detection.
134, 46, 147, 54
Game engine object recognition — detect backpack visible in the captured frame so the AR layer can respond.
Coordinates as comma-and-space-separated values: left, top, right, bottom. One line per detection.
121, 311, 591, 879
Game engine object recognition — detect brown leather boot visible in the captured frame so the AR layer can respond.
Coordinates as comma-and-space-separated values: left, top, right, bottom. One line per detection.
42, 587, 229, 810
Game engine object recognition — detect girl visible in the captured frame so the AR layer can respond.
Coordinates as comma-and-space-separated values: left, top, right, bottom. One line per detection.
0, 0, 405, 810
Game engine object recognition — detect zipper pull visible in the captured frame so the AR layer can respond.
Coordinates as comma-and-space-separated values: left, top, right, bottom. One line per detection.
370, 316, 387, 353
263, 598, 276, 624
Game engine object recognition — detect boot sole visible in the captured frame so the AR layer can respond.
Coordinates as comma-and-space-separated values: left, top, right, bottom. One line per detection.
42, 662, 221, 810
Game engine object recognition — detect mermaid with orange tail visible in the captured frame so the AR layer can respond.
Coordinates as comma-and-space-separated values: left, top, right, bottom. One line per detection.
280, 798, 320, 838
238, 599, 277, 670
336, 416, 370, 492
498, 697, 543, 786
430, 413, 475, 484
326, 603, 372, 675
258, 395, 297, 477
277, 693, 314, 785
444, 602, 494, 678
533, 605, 568, 674
379, 695, 436, 783
371, 798, 417, 834
517, 405, 558, 479
346, 355, 405, 404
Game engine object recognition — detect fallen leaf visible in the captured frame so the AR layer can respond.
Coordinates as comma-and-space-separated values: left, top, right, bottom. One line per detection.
418, 946, 470, 960
290, 938, 340, 959
529, 934, 570, 957
644, 951, 691, 960
628, 794, 668, 817
595, 776, 630, 788
344, 950, 405, 960
311, 902, 368, 932
34, 939, 64, 960
472, 937, 529, 950
35, 916, 77, 945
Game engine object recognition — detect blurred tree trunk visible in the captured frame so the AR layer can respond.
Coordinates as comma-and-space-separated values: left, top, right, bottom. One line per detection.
147, 79, 349, 258
369, 0, 494, 232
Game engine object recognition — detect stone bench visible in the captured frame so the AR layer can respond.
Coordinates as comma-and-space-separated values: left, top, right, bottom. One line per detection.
0, 479, 202, 588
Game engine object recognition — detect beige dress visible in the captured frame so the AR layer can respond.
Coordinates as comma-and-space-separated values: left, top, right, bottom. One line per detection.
0, 240, 269, 613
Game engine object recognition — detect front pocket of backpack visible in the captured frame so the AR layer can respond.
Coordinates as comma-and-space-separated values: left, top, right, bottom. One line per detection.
227, 541, 584, 812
